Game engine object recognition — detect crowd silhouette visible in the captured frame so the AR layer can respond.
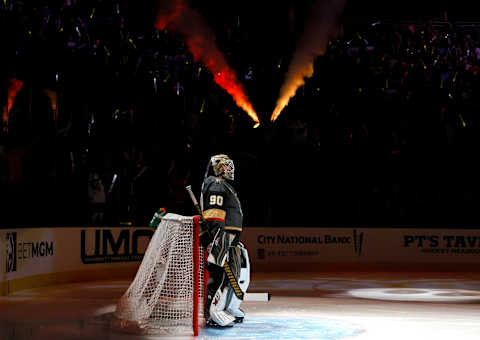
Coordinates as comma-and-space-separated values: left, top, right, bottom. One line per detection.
1, 1, 480, 227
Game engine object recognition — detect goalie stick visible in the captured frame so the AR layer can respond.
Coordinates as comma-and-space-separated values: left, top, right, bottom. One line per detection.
186, 185, 205, 222
185, 185, 270, 303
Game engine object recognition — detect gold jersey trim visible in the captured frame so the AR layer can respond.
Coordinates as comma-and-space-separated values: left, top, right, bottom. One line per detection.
203, 208, 226, 221
224, 225, 243, 232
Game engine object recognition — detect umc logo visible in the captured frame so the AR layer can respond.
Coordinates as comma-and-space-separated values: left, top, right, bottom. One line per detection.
81, 229, 153, 264
6, 232, 17, 273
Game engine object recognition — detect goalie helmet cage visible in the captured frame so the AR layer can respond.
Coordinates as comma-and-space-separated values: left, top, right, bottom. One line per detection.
113, 213, 207, 336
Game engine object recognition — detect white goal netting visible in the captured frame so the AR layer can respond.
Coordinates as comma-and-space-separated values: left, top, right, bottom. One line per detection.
114, 213, 205, 335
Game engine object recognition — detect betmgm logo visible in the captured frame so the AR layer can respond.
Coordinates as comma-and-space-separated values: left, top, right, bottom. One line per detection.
5, 232, 54, 273
81, 229, 153, 264
6, 232, 16, 273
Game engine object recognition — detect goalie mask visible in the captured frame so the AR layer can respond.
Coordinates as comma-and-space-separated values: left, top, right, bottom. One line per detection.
211, 154, 235, 180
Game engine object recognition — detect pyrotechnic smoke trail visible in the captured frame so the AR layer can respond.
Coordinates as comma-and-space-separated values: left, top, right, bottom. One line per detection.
270, 0, 347, 122
155, 0, 260, 125
44, 89, 58, 120
7, 78, 24, 113
3, 78, 24, 131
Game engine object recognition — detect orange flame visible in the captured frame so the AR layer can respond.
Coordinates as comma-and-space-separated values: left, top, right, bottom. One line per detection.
212, 67, 258, 124
44, 89, 58, 120
7, 78, 24, 113
271, 0, 346, 122
3, 78, 24, 131
155, 0, 259, 124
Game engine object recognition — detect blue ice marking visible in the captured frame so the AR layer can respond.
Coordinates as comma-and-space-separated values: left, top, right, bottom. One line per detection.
199, 316, 363, 339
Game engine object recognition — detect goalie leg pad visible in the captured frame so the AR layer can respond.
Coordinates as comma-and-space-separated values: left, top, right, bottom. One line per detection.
205, 262, 223, 315
208, 285, 235, 327
206, 238, 249, 327
225, 243, 250, 321
205, 262, 235, 327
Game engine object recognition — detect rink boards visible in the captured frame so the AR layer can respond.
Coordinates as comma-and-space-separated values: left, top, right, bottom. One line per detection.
242, 227, 480, 272
2, 225, 480, 295
0, 226, 153, 295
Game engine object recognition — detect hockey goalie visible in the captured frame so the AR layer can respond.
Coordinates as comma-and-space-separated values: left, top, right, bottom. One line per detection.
199, 154, 250, 328
113, 154, 251, 334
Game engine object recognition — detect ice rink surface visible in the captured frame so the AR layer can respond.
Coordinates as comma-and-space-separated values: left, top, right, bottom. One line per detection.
2, 271, 480, 340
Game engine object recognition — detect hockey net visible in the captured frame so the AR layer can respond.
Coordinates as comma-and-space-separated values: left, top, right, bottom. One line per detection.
113, 213, 206, 336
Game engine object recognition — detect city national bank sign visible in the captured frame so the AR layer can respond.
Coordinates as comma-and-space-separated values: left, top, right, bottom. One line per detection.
252, 229, 364, 261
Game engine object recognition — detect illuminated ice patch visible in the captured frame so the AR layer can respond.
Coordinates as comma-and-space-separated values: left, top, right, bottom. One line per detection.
199, 317, 363, 339
348, 288, 480, 303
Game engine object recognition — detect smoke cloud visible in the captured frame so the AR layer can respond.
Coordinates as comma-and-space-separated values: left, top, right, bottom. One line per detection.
271, 0, 347, 122
155, 0, 259, 124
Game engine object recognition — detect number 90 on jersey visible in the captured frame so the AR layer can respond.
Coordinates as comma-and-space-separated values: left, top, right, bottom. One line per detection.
209, 195, 223, 206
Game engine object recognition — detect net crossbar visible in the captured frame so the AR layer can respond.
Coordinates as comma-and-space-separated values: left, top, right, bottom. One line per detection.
114, 213, 205, 336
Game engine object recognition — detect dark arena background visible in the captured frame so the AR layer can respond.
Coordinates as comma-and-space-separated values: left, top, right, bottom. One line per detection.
2, 0, 480, 339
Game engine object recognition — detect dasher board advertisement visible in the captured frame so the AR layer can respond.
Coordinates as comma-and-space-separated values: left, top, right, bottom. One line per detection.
1, 227, 153, 282
243, 227, 480, 265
